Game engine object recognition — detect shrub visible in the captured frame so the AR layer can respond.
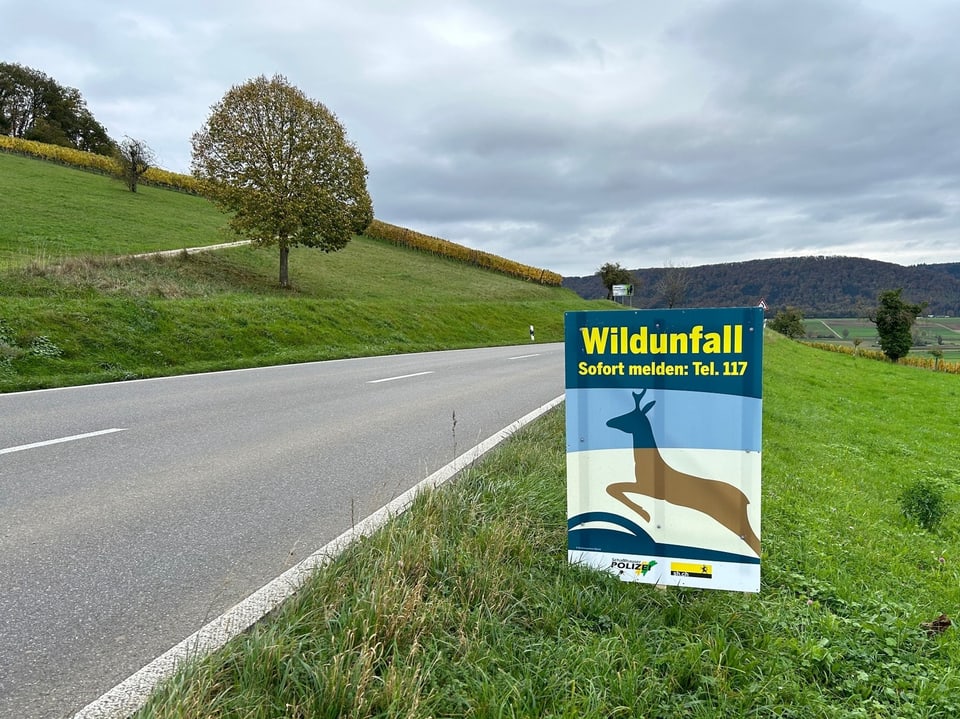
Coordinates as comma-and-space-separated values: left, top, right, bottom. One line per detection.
0, 318, 15, 346
29, 335, 63, 358
900, 478, 949, 531
768, 307, 805, 338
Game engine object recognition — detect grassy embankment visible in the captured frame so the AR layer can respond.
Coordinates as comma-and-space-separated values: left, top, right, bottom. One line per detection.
0, 151, 597, 392
132, 332, 960, 718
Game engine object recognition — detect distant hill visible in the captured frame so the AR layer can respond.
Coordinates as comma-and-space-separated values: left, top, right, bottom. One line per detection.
563, 256, 960, 317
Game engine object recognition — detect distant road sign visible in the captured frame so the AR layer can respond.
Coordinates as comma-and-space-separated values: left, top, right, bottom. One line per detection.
612, 284, 633, 297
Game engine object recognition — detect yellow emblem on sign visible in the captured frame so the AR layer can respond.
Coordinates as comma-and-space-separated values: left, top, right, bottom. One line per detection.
670, 562, 713, 579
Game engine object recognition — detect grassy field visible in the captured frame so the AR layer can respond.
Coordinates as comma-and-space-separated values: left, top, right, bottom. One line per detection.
0, 153, 598, 392
0, 152, 234, 267
804, 317, 960, 361
132, 333, 960, 718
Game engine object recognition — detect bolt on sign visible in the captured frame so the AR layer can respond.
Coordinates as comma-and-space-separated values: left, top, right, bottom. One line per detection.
565, 307, 763, 593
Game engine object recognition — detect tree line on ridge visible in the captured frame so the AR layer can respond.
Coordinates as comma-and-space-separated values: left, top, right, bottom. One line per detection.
565, 256, 960, 317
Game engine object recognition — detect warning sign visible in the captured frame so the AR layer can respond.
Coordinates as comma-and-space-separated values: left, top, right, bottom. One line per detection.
565, 307, 763, 593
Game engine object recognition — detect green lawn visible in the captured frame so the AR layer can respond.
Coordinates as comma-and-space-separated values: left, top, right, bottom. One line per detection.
0, 152, 234, 268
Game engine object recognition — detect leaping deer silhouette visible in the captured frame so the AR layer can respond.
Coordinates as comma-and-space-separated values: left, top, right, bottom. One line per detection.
605, 389, 760, 556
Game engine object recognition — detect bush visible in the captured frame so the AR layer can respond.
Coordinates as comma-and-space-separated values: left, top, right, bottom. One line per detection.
29, 335, 63, 358
769, 307, 805, 338
900, 478, 949, 531
872, 288, 925, 362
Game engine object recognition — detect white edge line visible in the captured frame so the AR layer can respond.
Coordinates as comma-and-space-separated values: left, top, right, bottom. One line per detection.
508, 353, 540, 360
71, 394, 566, 719
0, 428, 126, 455
366, 371, 434, 384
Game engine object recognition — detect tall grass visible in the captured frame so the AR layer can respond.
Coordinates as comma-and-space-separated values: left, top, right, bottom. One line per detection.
135, 333, 960, 718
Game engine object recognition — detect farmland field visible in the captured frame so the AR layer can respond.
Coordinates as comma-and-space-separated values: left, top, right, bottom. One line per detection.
804, 316, 960, 360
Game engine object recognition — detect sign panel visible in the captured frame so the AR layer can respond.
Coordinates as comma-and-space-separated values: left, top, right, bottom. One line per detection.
565, 307, 763, 592
612, 284, 633, 297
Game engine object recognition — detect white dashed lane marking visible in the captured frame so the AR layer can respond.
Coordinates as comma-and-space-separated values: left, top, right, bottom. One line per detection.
366, 371, 434, 384
0, 428, 127, 455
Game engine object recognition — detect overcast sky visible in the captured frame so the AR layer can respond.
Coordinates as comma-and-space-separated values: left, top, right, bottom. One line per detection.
3, 0, 958, 276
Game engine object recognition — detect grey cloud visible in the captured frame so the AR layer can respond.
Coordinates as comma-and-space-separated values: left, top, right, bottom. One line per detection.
509, 30, 581, 62
3, 0, 960, 275
807, 193, 949, 224
507, 29, 609, 68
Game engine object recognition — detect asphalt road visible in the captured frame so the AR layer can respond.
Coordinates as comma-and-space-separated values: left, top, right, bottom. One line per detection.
0, 343, 565, 718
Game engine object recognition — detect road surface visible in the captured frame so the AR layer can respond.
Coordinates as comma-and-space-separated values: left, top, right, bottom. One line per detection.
0, 343, 565, 717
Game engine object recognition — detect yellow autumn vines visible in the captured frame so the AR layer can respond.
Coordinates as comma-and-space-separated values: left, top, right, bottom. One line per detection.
806, 340, 960, 373
366, 219, 563, 286
0, 135, 202, 194
1, 136, 564, 285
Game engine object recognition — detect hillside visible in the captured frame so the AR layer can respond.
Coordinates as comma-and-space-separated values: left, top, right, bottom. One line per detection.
564, 256, 960, 316
0, 152, 598, 392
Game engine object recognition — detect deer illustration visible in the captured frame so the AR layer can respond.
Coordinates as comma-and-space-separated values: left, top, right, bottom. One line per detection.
605, 389, 760, 556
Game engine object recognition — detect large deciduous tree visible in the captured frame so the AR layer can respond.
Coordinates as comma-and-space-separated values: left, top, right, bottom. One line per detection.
596, 262, 636, 301
870, 288, 926, 362
191, 75, 373, 288
0, 62, 113, 154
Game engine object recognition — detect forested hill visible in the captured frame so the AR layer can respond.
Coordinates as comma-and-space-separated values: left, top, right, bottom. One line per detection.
563, 256, 960, 317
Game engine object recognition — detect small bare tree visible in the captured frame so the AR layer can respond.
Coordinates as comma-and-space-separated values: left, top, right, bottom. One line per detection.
116, 136, 155, 192
655, 262, 690, 308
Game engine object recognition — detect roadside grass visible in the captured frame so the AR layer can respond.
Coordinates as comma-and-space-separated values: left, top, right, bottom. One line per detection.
0, 242, 592, 391
0, 157, 597, 392
135, 333, 960, 718
0, 291, 581, 391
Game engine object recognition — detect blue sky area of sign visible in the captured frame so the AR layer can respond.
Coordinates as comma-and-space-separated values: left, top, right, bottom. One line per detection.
565, 388, 762, 453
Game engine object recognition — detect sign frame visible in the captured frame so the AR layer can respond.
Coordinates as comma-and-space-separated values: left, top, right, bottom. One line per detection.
565, 307, 763, 592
